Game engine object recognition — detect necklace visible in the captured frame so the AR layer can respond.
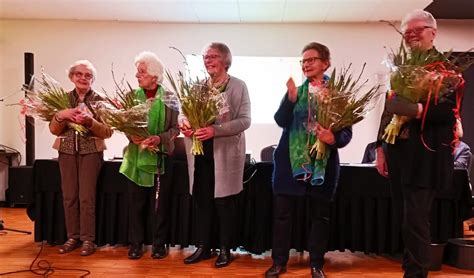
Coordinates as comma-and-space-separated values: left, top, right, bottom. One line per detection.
209, 74, 230, 93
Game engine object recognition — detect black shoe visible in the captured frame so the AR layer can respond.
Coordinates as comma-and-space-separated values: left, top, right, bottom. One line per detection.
151, 244, 168, 259
184, 245, 212, 264
128, 243, 144, 259
265, 264, 287, 277
215, 247, 231, 268
311, 267, 326, 278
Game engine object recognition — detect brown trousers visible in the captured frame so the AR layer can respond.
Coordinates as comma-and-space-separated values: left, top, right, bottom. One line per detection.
58, 152, 103, 242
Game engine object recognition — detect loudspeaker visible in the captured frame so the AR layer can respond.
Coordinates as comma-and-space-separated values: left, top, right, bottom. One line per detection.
6, 166, 33, 207
24, 52, 35, 166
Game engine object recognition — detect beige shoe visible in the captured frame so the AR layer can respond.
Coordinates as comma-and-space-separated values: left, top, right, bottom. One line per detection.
59, 238, 80, 254
80, 240, 96, 256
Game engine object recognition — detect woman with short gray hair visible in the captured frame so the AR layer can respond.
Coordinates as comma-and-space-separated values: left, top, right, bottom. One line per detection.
51, 60, 112, 256
179, 42, 251, 268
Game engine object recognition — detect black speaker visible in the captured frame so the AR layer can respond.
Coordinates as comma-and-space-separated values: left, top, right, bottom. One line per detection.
24, 52, 35, 166
6, 166, 33, 207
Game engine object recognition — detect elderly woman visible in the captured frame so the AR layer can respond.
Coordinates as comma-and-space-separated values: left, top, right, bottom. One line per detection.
265, 42, 352, 278
179, 42, 251, 268
50, 60, 112, 256
376, 10, 461, 278
120, 51, 179, 260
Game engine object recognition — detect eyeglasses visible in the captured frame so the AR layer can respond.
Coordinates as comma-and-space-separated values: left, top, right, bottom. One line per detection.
403, 26, 432, 37
203, 54, 221, 61
299, 57, 322, 66
74, 71, 93, 80
136, 69, 149, 76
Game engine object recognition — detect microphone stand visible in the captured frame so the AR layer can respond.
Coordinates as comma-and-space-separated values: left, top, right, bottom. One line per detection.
0, 219, 31, 234
0, 89, 23, 103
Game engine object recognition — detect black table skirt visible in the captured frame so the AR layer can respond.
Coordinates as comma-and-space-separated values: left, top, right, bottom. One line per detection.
30, 159, 472, 255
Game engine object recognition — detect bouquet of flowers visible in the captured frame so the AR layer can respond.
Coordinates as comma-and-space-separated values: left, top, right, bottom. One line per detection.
93, 78, 151, 139
381, 42, 470, 144
94, 98, 151, 139
308, 64, 381, 160
165, 70, 228, 155
20, 70, 87, 134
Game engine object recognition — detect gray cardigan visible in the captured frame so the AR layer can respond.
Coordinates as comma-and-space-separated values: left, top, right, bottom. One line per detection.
181, 75, 251, 198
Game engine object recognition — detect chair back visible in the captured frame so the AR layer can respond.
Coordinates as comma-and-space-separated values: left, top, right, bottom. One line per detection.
260, 145, 277, 162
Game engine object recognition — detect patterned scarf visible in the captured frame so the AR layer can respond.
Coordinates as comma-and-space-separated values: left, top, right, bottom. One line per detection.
119, 86, 166, 187
289, 77, 329, 186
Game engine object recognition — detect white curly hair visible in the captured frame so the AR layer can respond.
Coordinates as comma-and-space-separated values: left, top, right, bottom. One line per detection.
134, 51, 164, 84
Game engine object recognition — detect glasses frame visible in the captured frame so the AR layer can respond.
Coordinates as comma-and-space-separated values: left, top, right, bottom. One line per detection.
203, 54, 222, 61
73, 71, 94, 80
299, 56, 322, 66
403, 26, 433, 37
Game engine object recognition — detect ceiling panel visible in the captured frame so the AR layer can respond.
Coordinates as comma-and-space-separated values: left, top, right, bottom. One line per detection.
1, 0, 469, 23
282, 1, 331, 22
239, 1, 286, 22
191, 0, 240, 23
324, 2, 376, 22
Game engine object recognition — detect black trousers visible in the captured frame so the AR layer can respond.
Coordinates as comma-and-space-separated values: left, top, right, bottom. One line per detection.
192, 139, 239, 248
271, 194, 331, 268
401, 185, 435, 278
127, 157, 174, 245
387, 143, 436, 278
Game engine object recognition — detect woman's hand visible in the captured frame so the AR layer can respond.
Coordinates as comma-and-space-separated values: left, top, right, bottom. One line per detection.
315, 124, 335, 145
286, 77, 298, 103
57, 108, 80, 122
194, 126, 215, 141
130, 135, 145, 145
375, 146, 389, 177
179, 119, 194, 137
142, 135, 161, 149
72, 112, 93, 128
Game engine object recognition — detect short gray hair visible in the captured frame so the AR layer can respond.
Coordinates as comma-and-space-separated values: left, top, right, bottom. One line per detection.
203, 42, 232, 71
134, 51, 164, 84
67, 60, 97, 82
401, 9, 437, 32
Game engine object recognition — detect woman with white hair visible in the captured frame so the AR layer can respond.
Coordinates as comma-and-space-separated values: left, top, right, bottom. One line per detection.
375, 9, 461, 277
120, 51, 179, 260
50, 60, 112, 256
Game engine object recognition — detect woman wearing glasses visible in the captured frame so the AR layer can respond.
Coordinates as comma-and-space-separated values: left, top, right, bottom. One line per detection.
375, 10, 459, 277
50, 60, 112, 256
265, 42, 352, 278
179, 42, 251, 268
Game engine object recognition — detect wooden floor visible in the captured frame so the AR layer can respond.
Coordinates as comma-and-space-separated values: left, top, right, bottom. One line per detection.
1, 208, 473, 277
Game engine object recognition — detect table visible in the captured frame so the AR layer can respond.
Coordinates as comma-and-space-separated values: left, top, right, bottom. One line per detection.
0, 151, 20, 167
30, 159, 472, 255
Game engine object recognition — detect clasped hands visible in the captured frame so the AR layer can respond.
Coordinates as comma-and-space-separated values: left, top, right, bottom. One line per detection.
56, 107, 93, 128
130, 135, 161, 151
178, 119, 215, 141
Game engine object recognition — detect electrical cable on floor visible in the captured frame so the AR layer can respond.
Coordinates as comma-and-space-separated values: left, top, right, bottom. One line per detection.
0, 240, 91, 277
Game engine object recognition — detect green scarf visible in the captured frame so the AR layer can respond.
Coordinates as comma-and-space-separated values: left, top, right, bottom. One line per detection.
289, 78, 328, 186
119, 86, 166, 187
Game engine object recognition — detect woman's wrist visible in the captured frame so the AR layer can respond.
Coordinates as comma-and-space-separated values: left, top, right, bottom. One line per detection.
55, 114, 64, 123
416, 103, 423, 119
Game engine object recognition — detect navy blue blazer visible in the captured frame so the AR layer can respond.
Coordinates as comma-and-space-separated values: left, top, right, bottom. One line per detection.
272, 94, 352, 200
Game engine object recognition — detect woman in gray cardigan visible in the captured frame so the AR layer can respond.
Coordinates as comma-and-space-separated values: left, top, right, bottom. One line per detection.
179, 42, 251, 268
